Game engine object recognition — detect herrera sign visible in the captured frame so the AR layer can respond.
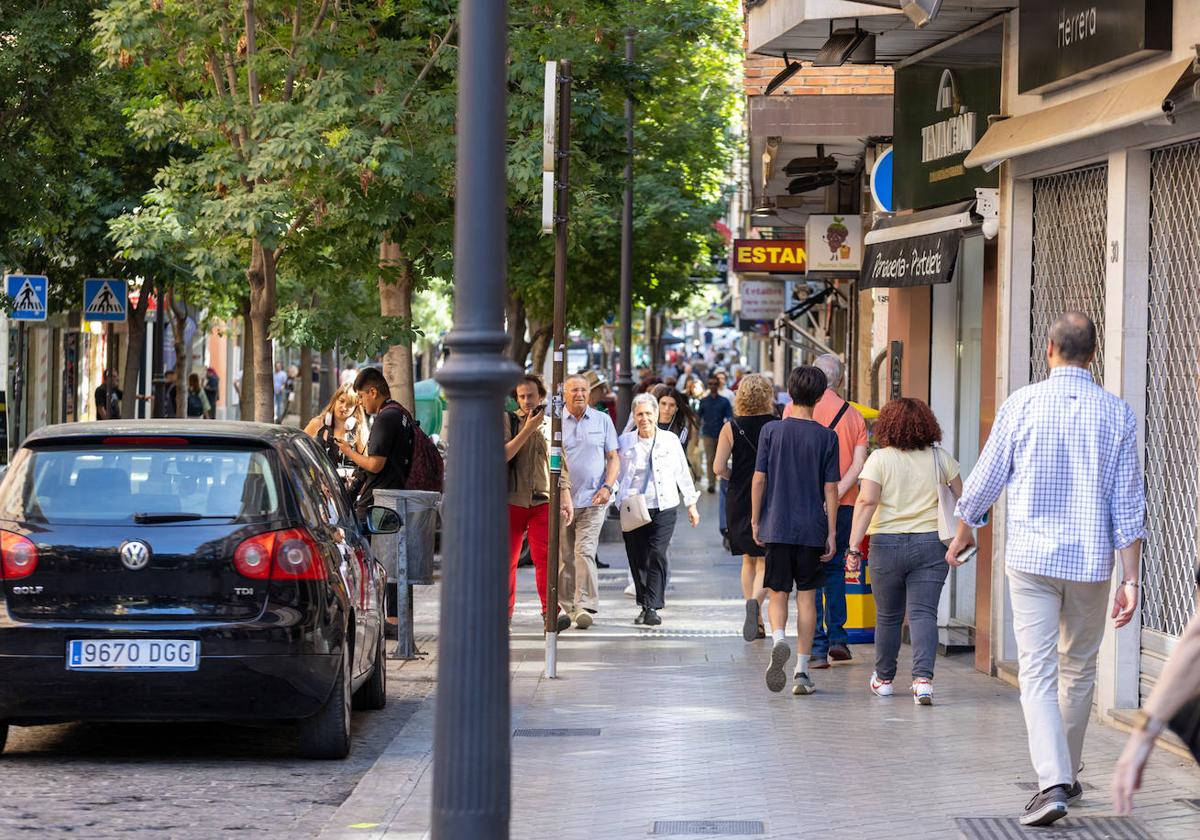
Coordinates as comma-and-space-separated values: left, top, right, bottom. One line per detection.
732, 239, 807, 274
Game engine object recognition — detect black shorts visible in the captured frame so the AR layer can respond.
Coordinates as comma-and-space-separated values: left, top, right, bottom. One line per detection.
764, 543, 824, 593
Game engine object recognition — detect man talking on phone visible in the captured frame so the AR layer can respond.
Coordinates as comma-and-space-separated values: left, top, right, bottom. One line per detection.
504, 375, 574, 631
948, 312, 1145, 827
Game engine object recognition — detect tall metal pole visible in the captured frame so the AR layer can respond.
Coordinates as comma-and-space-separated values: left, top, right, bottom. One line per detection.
615, 29, 635, 429
544, 61, 572, 675
12, 322, 26, 453
152, 284, 165, 418
431, 0, 517, 835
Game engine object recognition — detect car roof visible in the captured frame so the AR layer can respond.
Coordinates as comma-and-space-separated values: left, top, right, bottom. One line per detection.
23, 420, 304, 447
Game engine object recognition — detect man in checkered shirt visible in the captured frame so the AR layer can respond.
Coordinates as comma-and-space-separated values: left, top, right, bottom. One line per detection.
947, 312, 1145, 828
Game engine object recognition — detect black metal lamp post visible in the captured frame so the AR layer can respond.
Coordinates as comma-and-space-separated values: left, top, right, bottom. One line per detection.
431, 0, 518, 836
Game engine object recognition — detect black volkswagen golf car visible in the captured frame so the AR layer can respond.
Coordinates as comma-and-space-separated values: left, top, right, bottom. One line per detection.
0, 421, 398, 759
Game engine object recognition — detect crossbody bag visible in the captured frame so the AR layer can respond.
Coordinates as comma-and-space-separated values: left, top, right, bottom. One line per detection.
619, 434, 656, 532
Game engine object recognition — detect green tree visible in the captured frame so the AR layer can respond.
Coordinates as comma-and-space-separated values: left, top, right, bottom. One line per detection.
94, 0, 455, 421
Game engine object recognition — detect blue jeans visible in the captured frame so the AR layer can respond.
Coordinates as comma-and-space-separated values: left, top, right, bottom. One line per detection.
812, 505, 853, 658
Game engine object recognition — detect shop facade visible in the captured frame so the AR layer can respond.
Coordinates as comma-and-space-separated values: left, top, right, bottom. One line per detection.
967, 1, 1200, 720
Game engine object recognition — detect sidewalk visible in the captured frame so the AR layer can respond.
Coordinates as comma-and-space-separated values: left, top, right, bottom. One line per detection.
321, 493, 1199, 840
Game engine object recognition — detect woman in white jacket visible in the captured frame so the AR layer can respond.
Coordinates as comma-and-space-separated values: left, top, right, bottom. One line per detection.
617, 393, 701, 626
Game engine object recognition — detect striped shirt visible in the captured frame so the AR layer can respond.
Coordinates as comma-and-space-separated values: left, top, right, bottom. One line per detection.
955, 366, 1145, 582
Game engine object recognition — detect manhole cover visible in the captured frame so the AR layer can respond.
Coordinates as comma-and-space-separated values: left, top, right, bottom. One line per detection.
955, 817, 1155, 839
512, 728, 601, 737
651, 821, 764, 836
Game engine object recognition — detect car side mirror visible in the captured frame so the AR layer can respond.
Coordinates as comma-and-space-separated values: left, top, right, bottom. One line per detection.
365, 505, 401, 534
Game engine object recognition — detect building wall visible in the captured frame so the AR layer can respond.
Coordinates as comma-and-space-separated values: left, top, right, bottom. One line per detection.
744, 55, 893, 97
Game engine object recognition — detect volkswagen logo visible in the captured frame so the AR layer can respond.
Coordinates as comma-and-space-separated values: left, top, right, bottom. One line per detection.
119, 540, 152, 571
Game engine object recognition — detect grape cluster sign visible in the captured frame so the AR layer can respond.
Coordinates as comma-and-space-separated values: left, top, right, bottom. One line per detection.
805, 215, 863, 273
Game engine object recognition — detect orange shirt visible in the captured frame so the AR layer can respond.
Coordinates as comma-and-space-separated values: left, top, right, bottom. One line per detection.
811, 390, 868, 506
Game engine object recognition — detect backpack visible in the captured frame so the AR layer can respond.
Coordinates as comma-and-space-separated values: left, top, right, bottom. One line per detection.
380, 401, 444, 492
186, 391, 205, 417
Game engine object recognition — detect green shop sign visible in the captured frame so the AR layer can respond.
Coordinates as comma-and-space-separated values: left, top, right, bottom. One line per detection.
893, 54, 1000, 211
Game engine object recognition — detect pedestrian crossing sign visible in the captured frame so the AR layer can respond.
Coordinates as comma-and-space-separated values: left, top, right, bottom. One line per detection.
4, 274, 48, 321
83, 278, 128, 322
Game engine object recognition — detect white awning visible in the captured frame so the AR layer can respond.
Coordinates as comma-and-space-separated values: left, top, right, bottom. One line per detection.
965, 58, 1198, 170
863, 201, 977, 245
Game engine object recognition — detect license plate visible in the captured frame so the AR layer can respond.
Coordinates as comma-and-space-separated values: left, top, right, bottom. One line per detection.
67, 639, 199, 672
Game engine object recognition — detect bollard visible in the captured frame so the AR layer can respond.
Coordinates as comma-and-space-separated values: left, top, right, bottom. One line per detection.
371, 489, 441, 660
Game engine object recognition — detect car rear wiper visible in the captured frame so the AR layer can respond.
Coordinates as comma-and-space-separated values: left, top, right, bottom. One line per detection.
132, 512, 238, 523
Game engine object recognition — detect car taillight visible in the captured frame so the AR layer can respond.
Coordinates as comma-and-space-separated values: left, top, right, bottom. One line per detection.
233, 528, 324, 580
0, 531, 39, 580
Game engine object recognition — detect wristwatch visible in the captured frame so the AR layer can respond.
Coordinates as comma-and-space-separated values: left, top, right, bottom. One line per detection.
602, 483, 614, 494
1133, 709, 1166, 738
845, 548, 863, 558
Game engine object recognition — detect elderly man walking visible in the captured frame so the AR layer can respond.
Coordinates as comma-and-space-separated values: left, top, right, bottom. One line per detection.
560, 374, 621, 629
948, 312, 1144, 827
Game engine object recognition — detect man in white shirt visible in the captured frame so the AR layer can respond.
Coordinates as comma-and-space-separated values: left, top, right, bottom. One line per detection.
272, 362, 288, 423
560, 374, 620, 628
949, 312, 1145, 828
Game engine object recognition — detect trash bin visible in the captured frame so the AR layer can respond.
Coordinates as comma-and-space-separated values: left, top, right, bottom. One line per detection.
372, 489, 442, 659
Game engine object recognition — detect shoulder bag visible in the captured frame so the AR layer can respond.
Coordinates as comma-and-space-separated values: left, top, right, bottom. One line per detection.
933, 445, 960, 545
619, 434, 656, 532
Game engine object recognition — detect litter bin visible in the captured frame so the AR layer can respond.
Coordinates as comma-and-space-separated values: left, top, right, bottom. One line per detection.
372, 489, 441, 659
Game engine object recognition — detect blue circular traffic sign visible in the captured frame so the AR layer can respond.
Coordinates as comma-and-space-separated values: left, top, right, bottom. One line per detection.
871, 148, 894, 214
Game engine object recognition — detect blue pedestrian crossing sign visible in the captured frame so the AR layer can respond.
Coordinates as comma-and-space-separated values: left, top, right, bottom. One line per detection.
83, 278, 128, 322
5, 274, 48, 321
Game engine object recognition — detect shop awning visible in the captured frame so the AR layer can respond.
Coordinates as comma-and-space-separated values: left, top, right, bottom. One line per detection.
860, 201, 978, 290
965, 58, 1198, 171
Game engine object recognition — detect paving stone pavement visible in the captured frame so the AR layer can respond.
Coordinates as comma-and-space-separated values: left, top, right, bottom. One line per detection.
322, 493, 1199, 840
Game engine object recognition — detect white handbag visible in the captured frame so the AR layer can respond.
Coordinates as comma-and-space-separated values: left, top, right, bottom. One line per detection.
619, 435, 656, 533
933, 445, 960, 545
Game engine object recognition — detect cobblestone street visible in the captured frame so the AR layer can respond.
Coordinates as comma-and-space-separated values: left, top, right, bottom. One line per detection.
322, 493, 1199, 840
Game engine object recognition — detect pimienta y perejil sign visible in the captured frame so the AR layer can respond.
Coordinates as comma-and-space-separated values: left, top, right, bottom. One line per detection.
1019, 0, 1172, 95
893, 28, 1000, 211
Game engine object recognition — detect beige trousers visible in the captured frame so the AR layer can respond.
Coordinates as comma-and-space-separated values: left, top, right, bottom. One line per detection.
1008, 569, 1111, 790
559, 505, 606, 615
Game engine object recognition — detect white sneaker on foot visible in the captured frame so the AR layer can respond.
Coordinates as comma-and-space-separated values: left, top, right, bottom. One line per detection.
870, 672, 894, 697
912, 678, 933, 705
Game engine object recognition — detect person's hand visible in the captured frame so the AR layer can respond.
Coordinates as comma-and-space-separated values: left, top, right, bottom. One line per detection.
820, 534, 835, 563
1112, 581, 1139, 628
752, 522, 764, 547
687, 505, 699, 527
1112, 730, 1155, 814
946, 530, 975, 567
845, 550, 862, 573
560, 500, 574, 526
335, 437, 354, 457
522, 408, 544, 432
590, 485, 612, 506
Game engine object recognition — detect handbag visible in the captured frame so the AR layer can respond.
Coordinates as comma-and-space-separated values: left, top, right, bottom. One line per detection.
1169, 697, 1200, 764
933, 445, 960, 545
619, 434, 656, 532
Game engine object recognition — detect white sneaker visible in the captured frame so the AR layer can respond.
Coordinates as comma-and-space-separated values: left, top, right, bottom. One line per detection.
623, 582, 636, 597
912, 678, 933, 705
870, 672, 894, 697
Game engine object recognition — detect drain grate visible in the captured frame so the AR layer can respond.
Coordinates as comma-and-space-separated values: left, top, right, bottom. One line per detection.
512, 728, 601, 737
955, 817, 1154, 840
1014, 782, 1096, 791
1177, 798, 1200, 812
651, 821, 764, 836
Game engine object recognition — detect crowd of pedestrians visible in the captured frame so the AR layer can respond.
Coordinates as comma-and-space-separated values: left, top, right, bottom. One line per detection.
497, 311, 1199, 826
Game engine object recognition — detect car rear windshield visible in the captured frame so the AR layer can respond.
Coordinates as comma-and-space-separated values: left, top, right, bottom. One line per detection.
0, 446, 280, 524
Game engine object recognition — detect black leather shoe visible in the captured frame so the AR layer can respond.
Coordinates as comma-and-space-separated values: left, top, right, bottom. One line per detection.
633, 608, 647, 626
644, 608, 662, 626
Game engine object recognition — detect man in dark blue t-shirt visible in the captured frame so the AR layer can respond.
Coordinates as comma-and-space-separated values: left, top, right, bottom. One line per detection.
751, 365, 839, 697
698, 377, 733, 493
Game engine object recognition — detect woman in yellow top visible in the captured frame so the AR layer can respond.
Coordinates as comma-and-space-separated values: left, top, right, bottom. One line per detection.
845, 397, 962, 706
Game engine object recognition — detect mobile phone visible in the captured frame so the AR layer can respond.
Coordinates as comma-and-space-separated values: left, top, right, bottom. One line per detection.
532, 404, 546, 415
955, 546, 978, 564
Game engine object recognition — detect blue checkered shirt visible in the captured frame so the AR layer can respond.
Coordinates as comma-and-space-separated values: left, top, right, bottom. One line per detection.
955, 366, 1145, 582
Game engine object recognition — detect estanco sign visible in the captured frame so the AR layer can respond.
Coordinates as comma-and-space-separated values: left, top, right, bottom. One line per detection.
893, 26, 1000, 211
1019, 0, 1172, 95
732, 239, 807, 274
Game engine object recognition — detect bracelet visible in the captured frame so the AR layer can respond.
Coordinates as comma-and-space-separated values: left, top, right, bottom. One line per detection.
1121, 580, 1140, 587
845, 549, 863, 558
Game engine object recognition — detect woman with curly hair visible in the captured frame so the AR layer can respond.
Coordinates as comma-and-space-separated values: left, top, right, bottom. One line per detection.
713, 373, 777, 640
844, 397, 963, 705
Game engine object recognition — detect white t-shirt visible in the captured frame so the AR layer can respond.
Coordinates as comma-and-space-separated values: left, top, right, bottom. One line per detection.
273, 369, 288, 395
626, 435, 659, 508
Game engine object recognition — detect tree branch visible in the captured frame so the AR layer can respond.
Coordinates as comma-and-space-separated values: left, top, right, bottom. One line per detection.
400, 19, 457, 111
307, 0, 331, 38
243, 0, 260, 111
282, 3, 303, 103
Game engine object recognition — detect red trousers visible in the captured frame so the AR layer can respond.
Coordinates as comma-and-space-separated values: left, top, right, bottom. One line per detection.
508, 503, 549, 617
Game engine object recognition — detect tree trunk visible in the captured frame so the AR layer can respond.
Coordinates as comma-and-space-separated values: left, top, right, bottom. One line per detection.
170, 295, 188, 419
299, 346, 314, 427
529, 318, 552, 375
121, 286, 152, 419
506, 288, 530, 366
379, 239, 416, 412
248, 241, 278, 423
239, 295, 255, 420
